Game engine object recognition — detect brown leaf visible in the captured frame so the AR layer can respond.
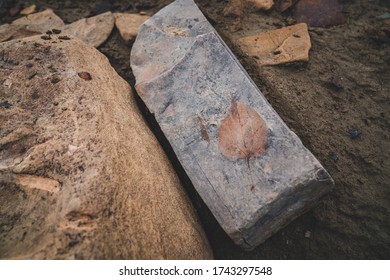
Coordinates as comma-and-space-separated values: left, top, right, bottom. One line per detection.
218, 99, 267, 160
218, 99, 267, 190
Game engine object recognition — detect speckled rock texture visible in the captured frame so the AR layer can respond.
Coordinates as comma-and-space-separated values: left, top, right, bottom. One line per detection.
131, 0, 334, 250
0, 35, 212, 259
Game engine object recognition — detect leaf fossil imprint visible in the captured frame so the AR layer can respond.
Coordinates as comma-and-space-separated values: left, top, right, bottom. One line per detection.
218, 99, 268, 190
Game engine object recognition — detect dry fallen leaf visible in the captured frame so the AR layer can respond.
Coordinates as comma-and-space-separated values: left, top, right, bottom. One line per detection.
218, 98, 267, 190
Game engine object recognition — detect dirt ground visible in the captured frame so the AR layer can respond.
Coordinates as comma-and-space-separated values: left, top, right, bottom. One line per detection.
1, 0, 389, 259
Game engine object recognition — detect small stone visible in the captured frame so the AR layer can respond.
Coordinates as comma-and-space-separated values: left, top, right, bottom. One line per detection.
0, 101, 13, 108
247, 0, 274, 10
58, 35, 70, 40
52, 28, 61, 34
114, 13, 150, 42
31, 92, 39, 99
12, 9, 64, 33
28, 71, 37, 79
50, 76, 60, 84
294, 0, 344, 28
78, 72, 92, 81
305, 230, 311, 238
224, 0, 273, 18
275, 0, 296, 12
0, 9, 65, 43
331, 75, 344, 90
20, 4, 36, 16
41, 35, 51, 40
61, 12, 115, 47
348, 129, 362, 139
236, 23, 311, 66
330, 153, 339, 162
26, 63, 33, 68
374, 19, 390, 44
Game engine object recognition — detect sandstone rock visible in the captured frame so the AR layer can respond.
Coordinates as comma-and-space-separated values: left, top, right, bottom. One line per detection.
131, 0, 334, 249
0, 10, 114, 48
114, 13, 150, 42
20, 4, 36, 16
0, 35, 212, 259
275, 0, 297, 12
247, 0, 274, 10
0, 9, 64, 43
62, 12, 115, 47
12, 9, 64, 33
224, 0, 273, 16
0, 23, 39, 42
236, 23, 311, 66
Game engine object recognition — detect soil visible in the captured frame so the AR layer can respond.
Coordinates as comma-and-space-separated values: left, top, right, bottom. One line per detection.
1, 0, 389, 259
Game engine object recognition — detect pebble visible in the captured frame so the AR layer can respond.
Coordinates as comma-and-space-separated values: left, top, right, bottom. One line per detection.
20, 4, 36, 16
0, 101, 13, 108
330, 152, 339, 162
294, 0, 344, 28
41, 35, 51, 40
236, 23, 311, 65
331, 75, 344, 90
78, 72, 92, 81
348, 129, 362, 139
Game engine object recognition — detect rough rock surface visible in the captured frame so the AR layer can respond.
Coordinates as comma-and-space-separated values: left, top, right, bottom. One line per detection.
0, 35, 212, 259
236, 23, 311, 66
131, 0, 334, 249
0, 9, 64, 42
62, 12, 115, 47
114, 13, 150, 43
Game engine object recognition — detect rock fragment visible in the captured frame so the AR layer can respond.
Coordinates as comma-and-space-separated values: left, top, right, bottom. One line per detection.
294, 0, 344, 28
275, 0, 296, 12
61, 12, 115, 47
20, 4, 36, 15
0, 35, 212, 259
0, 9, 64, 43
247, 0, 274, 10
0, 10, 115, 48
114, 13, 150, 42
236, 23, 311, 65
12, 9, 64, 33
131, 0, 334, 249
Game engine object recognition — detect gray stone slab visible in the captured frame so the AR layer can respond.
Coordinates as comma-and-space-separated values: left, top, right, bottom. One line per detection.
130, 0, 334, 250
